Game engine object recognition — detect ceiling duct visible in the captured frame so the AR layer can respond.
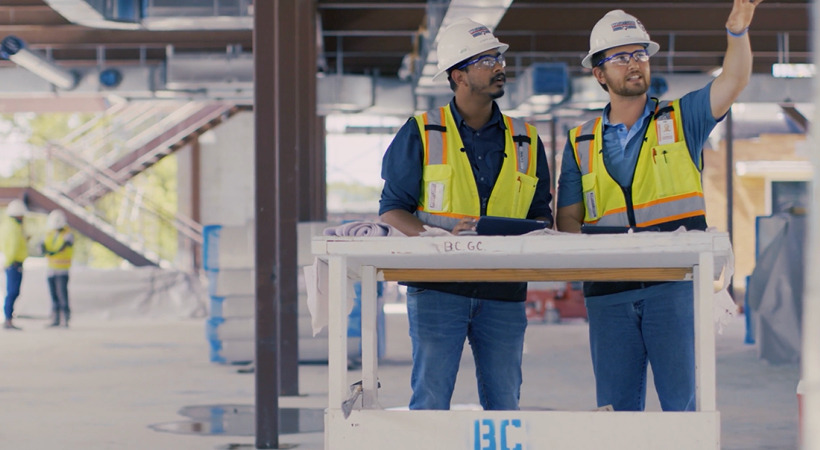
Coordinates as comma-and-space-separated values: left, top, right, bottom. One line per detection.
165, 50, 253, 93
43, 0, 252, 30
316, 74, 374, 115
503, 63, 570, 117
361, 77, 415, 117
0, 64, 160, 99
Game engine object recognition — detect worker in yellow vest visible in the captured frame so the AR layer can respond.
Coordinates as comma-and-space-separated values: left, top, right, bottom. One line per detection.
42, 209, 74, 328
379, 18, 553, 410
2, 199, 28, 330
556, 1, 763, 411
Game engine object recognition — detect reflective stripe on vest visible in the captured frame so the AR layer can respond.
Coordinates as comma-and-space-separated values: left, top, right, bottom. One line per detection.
44, 229, 73, 270
569, 99, 706, 228
414, 106, 539, 230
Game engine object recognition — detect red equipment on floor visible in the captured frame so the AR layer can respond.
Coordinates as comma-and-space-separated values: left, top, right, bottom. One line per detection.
525, 282, 587, 323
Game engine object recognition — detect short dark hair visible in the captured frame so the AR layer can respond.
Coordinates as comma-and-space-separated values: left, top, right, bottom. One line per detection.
446, 56, 474, 92
590, 51, 607, 68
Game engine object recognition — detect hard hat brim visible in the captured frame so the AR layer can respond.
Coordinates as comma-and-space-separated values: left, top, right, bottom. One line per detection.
582, 40, 659, 69
432, 42, 509, 82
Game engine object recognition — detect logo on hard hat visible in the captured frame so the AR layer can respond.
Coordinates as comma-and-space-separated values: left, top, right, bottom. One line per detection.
468, 26, 491, 38
611, 20, 637, 32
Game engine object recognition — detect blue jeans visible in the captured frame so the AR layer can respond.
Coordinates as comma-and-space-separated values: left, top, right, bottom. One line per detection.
406, 287, 527, 410
48, 274, 70, 317
4, 264, 23, 320
586, 282, 695, 411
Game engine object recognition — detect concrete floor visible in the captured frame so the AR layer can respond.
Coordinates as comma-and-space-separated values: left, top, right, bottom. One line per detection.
0, 312, 800, 449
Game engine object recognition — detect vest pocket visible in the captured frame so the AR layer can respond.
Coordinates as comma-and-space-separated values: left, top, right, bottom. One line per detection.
421, 164, 452, 212
512, 173, 538, 218
581, 172, 600, 220
650, 142, 698, 198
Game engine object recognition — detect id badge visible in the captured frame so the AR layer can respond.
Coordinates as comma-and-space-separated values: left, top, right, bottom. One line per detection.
656, 119, 676, 145
427, 182, 445, 211
584, 191, 598, 219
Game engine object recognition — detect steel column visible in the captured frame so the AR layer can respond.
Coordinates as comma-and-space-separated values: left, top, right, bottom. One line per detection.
253, 0, 303, 446
297, 0, 323, 222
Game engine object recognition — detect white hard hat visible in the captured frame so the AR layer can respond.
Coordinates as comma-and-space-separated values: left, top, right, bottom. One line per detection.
6, 199, 26, 217
582, 10, 659, 69
47, 209, 67, 230
433, 18, 509, 82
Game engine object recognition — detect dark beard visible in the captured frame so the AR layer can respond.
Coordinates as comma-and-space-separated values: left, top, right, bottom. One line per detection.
611, 82, 648, 97
489, 73, 506, 99
609, 71, 649, 97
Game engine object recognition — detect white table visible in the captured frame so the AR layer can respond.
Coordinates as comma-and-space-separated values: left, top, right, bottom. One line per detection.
312, 231, 732, 450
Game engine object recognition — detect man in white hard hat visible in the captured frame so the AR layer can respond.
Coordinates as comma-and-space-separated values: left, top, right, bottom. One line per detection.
2, 199, 28, 330
42, 209, 74, 328
379, 18, 553, 410
556, 0, 763, 411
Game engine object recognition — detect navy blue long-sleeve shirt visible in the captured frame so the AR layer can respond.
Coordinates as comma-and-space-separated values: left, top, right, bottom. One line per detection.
379, 99, 553, 302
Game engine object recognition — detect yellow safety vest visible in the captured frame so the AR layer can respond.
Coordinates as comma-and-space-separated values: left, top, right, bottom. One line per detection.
1, 216, 27, 267
568, 99, 707, 230
44, 228, 74, 270
413, 106, 539, 230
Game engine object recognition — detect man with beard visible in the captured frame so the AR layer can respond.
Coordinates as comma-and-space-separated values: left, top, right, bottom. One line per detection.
379, 18, 553, 410
556, 0, 764, 411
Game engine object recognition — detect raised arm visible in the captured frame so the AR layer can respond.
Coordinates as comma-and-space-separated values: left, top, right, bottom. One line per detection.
710, 0, 764, 118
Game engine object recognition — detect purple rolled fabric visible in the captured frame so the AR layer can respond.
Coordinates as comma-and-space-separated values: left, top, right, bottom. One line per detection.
323, 221, 404, 237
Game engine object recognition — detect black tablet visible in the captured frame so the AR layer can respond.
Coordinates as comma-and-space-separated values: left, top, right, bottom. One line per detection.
475, 216, 551, 236
580, 225, 661, 234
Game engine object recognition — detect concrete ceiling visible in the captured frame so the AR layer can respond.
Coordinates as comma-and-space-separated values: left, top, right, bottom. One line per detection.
1, 0, 811, 76
318, 0, 811, 80
0, 0, 813, 111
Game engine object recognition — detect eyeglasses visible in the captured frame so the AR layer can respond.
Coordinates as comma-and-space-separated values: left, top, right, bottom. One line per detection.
457, 53, 506, 70
596, 49, 650, 67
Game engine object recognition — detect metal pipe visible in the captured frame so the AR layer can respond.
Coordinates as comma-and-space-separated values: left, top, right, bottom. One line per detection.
0, 35, 78, 90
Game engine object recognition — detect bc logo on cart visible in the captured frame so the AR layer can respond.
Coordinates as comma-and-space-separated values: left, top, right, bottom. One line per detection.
473, 418, 526, 450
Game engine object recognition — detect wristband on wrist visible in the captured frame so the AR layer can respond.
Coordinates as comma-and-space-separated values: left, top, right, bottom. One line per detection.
726, 27, 749, 38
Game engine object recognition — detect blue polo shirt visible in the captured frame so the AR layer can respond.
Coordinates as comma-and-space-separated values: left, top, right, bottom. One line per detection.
557, 82, 719, 208
556, 82, 721, 305
379, 99, 553, 302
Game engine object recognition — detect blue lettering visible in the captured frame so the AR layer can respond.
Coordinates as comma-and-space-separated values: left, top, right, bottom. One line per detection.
475, 418, 524, 450
474, 419, 496, 450
500, 419, 522, 450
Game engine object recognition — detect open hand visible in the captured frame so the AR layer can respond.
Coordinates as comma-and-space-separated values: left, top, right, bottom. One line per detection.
726, 0, 764, 34
450, 217, 477, 235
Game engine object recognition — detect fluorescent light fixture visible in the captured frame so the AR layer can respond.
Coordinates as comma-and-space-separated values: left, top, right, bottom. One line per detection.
735, 160, 813, 179
772, 63, 816, 79
0, 35, 78, 90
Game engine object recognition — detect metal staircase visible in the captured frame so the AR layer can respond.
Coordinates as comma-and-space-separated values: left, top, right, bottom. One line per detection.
6, 100, 244, 270
61, 101, 243, 204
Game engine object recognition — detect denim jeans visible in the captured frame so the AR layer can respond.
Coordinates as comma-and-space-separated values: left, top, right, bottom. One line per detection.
48, 274, 70, 316
586, 282, 695, 411
4, 264, 23, 320
406, 286, 527, 410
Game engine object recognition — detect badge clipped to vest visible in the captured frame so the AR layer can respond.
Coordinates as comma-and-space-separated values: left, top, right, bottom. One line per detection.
427, 181, 445, 211
584, 191, 598, 219
656, 118, 676, 146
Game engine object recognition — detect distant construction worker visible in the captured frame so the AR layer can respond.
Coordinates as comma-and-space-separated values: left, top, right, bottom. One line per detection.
556, 0, 764, 411
2, 199, 28, 330
42, 209, 74, 328
379, 18, 553, 410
